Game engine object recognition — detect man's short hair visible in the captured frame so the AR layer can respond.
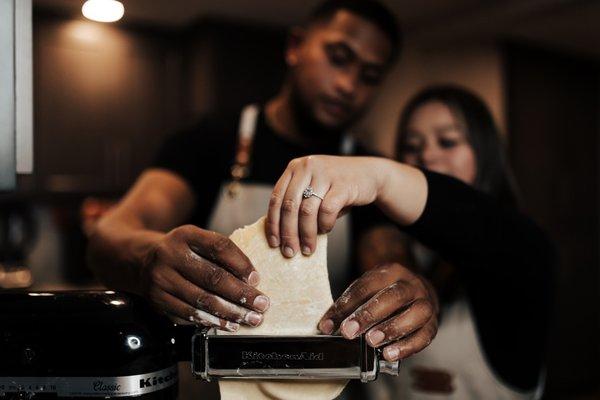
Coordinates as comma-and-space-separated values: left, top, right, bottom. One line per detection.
306, 0, 402, 63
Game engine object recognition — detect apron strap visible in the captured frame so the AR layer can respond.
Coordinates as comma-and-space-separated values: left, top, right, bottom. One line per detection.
228, 104, 260, 197
228, 103, 353, 197
238, 104, 260, 142
340, 135, 355, 155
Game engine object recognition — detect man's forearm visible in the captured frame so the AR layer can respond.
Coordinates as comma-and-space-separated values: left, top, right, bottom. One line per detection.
87, 216, 164, 293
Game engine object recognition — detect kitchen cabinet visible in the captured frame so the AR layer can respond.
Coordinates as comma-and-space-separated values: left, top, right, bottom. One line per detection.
30, 12, 285, 194
32, 13, 185, 193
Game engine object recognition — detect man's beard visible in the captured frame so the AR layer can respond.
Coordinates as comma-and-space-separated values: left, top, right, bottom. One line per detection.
289, 82, 354, 146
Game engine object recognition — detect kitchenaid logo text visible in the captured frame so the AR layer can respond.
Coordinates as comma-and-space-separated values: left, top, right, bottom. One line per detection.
139, 370, 177, 389
241, 351, 324, 361
93, 381, 121, 392
1, 367, 177, 397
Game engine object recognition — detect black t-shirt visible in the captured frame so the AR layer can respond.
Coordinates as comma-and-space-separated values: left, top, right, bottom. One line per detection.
353, 171, 554, 392
154, 107, 359, 225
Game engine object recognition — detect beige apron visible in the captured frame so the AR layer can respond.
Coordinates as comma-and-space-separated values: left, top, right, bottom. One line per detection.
365, 242, 544, 400
207, 104, 353, 291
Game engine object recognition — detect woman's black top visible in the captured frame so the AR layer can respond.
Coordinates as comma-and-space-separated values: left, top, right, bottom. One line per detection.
398, 170, 555, 391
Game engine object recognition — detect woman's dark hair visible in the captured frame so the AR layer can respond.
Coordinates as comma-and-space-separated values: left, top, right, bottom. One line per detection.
397, 85, 519, 207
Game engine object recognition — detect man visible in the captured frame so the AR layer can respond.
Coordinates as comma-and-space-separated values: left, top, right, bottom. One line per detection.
88, 0, 437, 396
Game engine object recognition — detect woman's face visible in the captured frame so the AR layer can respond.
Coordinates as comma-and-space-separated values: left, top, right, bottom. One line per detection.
401, 101, 477, 186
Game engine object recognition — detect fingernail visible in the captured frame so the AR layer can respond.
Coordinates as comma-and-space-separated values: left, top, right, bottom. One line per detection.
342, 319, 360, 339
282, 245, 295, 258
245, 311, 263, 326
248, 271, 260, 286
367, 330, 385, 346
319, 319, 334, 334
253, 295, 270, 312
384, 346, 399, 361
224, 321, 240, 332
269, 235, 279, 247
302, 246, 312, 255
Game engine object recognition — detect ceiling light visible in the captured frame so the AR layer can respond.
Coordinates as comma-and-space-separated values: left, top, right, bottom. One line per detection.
82, 0, 124, 23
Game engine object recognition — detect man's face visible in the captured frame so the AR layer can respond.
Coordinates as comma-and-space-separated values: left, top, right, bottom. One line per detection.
287, 10, 393, 131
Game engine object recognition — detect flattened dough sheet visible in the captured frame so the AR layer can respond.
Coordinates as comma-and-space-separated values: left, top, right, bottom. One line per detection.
218, 217, 347, 400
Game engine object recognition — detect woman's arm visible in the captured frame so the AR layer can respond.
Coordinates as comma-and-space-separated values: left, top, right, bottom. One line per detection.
265, 156, 427, 255
402, 169, 554, 391
266, 155, 553, 388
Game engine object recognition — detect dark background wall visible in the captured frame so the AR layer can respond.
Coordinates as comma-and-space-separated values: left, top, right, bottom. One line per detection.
183, 19, 286, 120
28, 11, 286, 194
506, 44, 600, 398
31, 12, 184, 193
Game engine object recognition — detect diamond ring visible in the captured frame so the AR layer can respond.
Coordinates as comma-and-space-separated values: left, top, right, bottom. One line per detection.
302, 186, 323, 201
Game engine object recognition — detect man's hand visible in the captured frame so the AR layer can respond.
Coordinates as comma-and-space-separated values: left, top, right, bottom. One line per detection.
318, 263, 438, 361
141, 225, 270, 332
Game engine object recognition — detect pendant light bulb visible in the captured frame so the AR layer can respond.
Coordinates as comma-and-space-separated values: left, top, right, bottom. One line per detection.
82, 0, 124, 23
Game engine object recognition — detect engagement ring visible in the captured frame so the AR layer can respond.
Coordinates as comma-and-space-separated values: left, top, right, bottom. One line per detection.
302, 186, 323, 200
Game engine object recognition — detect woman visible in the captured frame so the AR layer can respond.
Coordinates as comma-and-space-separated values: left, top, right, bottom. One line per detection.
265, 86, 553, 399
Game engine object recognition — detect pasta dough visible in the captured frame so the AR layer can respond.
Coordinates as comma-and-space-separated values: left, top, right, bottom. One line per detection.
218, 217, 347, 400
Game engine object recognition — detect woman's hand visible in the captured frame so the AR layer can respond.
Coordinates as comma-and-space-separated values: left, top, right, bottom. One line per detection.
266, 155, 389, 257
319, 263, 439, 361
266, 155, 427, 257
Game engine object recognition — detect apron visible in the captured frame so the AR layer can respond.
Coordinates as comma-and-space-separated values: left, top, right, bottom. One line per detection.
365, 242, 544, 400
207, 104, 353, 293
